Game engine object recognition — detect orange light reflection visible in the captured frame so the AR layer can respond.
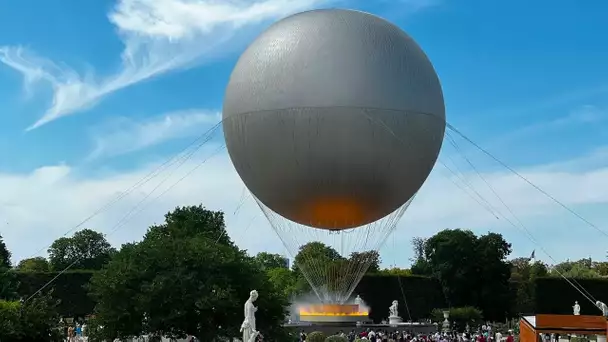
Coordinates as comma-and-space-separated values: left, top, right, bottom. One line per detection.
299, 304, 369, 317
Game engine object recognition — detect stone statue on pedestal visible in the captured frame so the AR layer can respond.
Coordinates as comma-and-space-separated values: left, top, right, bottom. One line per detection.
389, 300, 399, 317
355, 295, 363, 308
573, 301, 580, 315
388, 300, 402, 324
596, 301, 608, 316
241, 290, 259, 342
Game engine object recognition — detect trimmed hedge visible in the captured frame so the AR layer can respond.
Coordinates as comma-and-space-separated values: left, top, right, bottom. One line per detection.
14, 270, 95, 317
534, 277, 608, 315
355, 274, 446, 322
14, 271, 446, 321
16, 271, 608, 323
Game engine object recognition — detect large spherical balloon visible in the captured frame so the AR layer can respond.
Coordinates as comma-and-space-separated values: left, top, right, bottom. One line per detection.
223, 9, 445, 230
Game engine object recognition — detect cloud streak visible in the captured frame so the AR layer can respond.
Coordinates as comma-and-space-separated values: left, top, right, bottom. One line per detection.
0, 0, 327, 130
481, 104, 607, 152
88, 110, 220, 160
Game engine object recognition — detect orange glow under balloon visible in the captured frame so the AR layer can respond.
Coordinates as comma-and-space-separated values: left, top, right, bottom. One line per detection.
299, 197, 373, 230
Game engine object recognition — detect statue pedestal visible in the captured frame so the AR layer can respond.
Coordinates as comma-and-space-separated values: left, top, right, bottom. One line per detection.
389, 316, 403, 324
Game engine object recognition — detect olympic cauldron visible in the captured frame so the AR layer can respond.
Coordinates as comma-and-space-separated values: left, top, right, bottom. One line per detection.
298, 304, 370, 323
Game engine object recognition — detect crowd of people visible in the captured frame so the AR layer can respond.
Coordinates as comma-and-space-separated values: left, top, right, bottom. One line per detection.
63, 322, 86, 341
299, 326, 517, 342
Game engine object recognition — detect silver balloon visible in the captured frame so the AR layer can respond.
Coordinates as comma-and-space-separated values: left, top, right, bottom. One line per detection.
223, 9, 445, 230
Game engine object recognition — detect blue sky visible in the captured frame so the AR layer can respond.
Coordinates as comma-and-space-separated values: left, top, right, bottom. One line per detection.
0, 0, 607, 267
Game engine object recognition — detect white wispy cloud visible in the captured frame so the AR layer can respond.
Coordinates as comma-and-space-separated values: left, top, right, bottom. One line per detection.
483, 104, 607, 151
88, 110, 220, 159
396, 0, 441, 11
552, 105, 606, 125
0, 0, 327, 130
2, 144, 608, 266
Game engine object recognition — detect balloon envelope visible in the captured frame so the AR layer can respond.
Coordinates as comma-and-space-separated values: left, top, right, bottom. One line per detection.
223, 9, 445, 230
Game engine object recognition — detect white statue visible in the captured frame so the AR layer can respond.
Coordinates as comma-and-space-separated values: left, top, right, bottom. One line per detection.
355, 295, 363, 307
596, 301, 608, 316
241, 290, 259, 342
388, 300, 402, 324
389, 300, 399, 317
573, 301, 580, 315
248, 330, 260, 342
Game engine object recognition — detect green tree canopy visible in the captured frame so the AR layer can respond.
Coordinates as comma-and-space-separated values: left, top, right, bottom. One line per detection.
510, 257, 548, 314
592, 261, 608, 276
254, 252, 289, 270
411, 229, 512, 321
0, 294, 61, 341
510, 257, 549, 281
293, 242, 345, 294
89, 205, 289, 341
47, 229, 115, 271
144, 205, 232, 246
476, 232, 512, 320
17, 257, 50, 272
0, 234, 16, 300
551, 258, 601, 278
293, 242, 384, 296
0, 233, 11, 268
349, 250, 381, 273
410, 237, 431, 275
293, 241, 343, 272
377, 267, 412, 276
0, 270, 17, 300
266, 267, 299, 299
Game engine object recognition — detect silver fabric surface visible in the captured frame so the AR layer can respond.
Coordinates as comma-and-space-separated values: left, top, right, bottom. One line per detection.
223, 9, 445, 229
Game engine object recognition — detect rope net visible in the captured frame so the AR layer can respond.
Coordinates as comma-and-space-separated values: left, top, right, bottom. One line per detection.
255, 195, 414, 304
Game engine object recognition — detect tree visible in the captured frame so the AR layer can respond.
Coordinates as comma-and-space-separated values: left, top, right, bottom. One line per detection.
48, 229, 115, 271
17, 257, 50, 272
0, 234, 11, 268
255, 252, 288, 270
0, 234, 16, 300
511, 258, 549, 280
410, 237, 431, 275
0, 269, 17, 300
266, 267, 298, 298
144, 205, 233, 247
510, 258, 548, 314
378, 267, 412, 276
592, 261, 608, 276
475, 232, 512, 320
551, 259, 601, 278
411, 229, 513, 321
293, 242, 343, 272
349, 251, 381, 273
412, 237, 426, 262
420, 229, 480, 307
0, 293, 62, 341
89, 205, 289, 341
292, 242, 344, 293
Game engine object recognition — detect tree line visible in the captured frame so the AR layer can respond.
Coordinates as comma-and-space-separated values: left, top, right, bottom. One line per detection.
0, 206, 291, 341
1, 208, 608, 340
